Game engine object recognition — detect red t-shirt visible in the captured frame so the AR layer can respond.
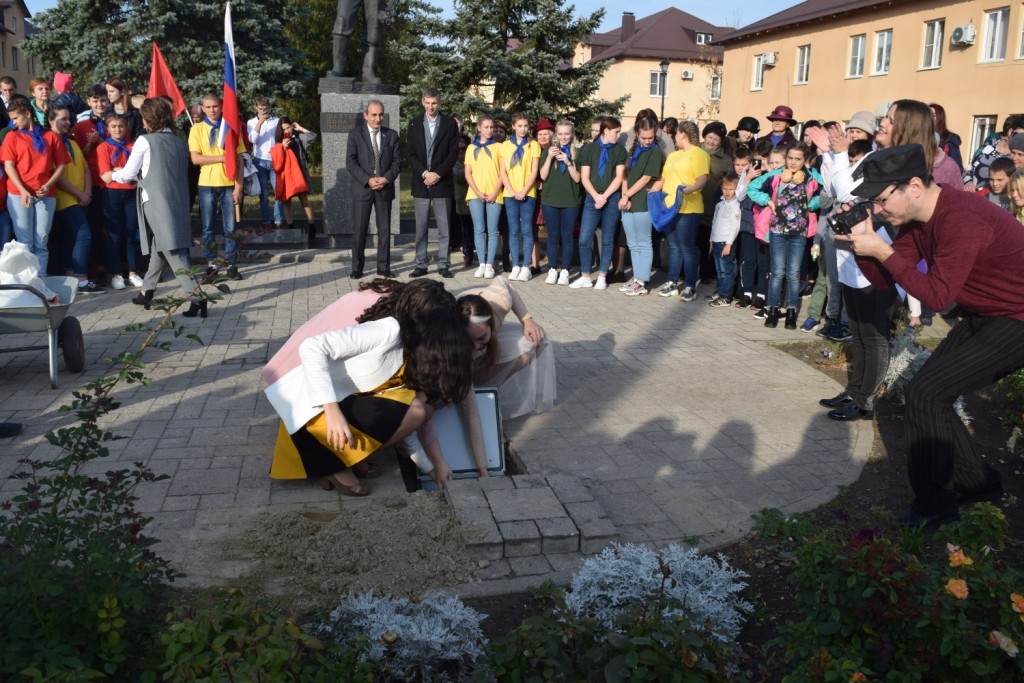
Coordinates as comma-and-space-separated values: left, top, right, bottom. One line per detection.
72, 118, 105, 187
0, 129, 72, 196
96, 139, 135, 191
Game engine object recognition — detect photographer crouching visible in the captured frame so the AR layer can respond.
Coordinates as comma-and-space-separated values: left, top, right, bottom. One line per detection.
835, 143, 1024, 527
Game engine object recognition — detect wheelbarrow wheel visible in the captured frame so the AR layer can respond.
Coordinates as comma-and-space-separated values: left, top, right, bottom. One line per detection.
59, 316, 86, 373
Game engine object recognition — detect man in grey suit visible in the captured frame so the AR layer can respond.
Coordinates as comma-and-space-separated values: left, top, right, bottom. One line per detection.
346, 99, 401, 278
407, 88, 459, 278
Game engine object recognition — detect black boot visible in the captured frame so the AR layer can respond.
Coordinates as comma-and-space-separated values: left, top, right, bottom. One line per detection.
307, 222, 316, 245
132, 290, 154, 310
764, 306, 780, 328
182, 300, 208, 319
784, 308, 798, 330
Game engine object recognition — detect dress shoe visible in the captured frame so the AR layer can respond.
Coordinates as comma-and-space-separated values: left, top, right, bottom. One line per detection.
784, 308, 798, 330
409, 267, 428, 278
349, 270, 364, 279
377, 270, 397, 278
438, 268, 453, 278
224, 264, 243, 281
827, 404, 874, 421
182, 300, 208, 319
819, 392, 853, 408
132, 290, 154, 309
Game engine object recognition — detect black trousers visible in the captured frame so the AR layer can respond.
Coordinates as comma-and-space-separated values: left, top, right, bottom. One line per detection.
352, 192, 392, 273
905, 315, 1024, 515
841, 284, 897, 411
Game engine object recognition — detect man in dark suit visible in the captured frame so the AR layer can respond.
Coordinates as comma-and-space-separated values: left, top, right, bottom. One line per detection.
346, 98, 401, 278
406, 88, 459, 278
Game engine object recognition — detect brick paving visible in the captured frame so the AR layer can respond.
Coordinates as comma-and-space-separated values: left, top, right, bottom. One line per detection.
0, 246, 883, 592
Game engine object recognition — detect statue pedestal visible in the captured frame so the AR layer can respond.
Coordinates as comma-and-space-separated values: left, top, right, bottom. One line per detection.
318, 78, 400, 249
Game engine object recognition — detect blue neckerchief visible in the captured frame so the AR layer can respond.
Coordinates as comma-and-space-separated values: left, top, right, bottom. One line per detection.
558, 144, 572, 174
508, 135, 528, 169
61, 134, 75, 162
203, 116, 222, 148
597, 141, 616, 178
6, 120, 14, 130
629, 142, 654, 170
472, 136, 496, 160
16, 126, 46, 154
92, 115, 107, 139
104, 137, 130, 165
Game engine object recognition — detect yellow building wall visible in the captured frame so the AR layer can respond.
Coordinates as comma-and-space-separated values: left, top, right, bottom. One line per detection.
719, 0, 1024, 149
578, 44, 722, 129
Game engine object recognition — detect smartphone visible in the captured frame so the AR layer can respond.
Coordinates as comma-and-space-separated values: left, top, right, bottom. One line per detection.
752, 158, 762, 170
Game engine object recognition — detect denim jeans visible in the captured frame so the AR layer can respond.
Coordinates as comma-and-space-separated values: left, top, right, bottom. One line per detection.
737, 231, 767, 296
55, 205, 92, 277
663, 212, 700, 286
712, 242, 737, 297
253, 157, 283, 225
104, 188, 140, 273
8, 195, 56, 272
578, 193, 620, 275
0, 210, 12, 245
621, 210, 653, 281
768, 232, 805, 309
469, 199, 502, 265
504, 196, 536, 267
198, 185, 238, 264
542, 205, 577, 271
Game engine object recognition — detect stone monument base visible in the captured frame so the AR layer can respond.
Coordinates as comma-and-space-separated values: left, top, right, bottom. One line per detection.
318, 78, 400, 251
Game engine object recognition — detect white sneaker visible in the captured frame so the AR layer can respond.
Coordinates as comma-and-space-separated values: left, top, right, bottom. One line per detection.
509, 265, 522, 280
128, 273, 144, 288
545, 269, 558, 285
619, 277, 636, 292
474, 264, 486, 278
594, 275, 608, 290
557, 269, 570, 286
111, 275, 126, 290
517, 267, 532, 282
569, 275, 593, 289
483, 264, 495, 279
658, 282, 680, 297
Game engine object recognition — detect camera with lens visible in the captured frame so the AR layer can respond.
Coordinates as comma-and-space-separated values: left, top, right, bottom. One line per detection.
827, 202, 871, 235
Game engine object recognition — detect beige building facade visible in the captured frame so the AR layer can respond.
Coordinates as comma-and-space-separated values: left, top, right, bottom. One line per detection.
579, 9, 725, 130
0, 0, 35, 86
717, 0, 1024, 151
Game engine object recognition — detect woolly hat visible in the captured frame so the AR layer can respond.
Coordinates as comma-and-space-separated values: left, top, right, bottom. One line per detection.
701, 121, 728, 140
847, 110, 878, 136
53, 72, 73, 92
1009, 133, 1024, 152
736, 116, 760, 134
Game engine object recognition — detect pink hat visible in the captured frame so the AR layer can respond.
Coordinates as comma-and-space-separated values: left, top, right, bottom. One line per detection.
765, 105, 796, 125
53, 72, 73, 92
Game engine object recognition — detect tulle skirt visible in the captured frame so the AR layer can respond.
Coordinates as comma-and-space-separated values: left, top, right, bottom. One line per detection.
477, 320, 556, 419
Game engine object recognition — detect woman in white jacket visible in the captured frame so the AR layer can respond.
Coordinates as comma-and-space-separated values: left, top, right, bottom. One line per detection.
267, 306, 473, 496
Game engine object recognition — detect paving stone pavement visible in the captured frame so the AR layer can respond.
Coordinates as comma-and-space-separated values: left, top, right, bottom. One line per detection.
0, 246, 877, 592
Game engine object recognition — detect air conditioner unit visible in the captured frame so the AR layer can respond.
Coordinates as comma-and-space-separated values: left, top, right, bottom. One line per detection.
951, 24, 976, 46
680, 69, 695, 80
762, 52, 777, 66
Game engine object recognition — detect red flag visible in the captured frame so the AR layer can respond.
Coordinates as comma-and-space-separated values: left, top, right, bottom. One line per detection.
221, 2, 240, 182
147, 43, 186, 117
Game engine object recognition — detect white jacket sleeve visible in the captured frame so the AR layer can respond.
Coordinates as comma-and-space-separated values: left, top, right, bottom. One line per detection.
298, 318, 399, 408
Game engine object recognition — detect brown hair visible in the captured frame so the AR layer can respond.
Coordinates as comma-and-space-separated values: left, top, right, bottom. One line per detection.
357, 279, 457, 325
891, 99, 937, 172
458, 294, 498, 369
139, 97, 175, 132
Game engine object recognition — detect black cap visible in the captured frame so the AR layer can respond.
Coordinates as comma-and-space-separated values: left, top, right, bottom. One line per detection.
852, 144, 929, 198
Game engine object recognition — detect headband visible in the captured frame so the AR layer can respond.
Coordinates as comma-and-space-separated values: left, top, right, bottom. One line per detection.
469, 314, 491, 325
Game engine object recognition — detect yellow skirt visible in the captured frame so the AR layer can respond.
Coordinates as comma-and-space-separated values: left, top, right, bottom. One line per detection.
270, 371, 416, 480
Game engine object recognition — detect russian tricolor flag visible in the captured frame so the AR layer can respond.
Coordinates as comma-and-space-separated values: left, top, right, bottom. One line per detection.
221, 2, 240, 182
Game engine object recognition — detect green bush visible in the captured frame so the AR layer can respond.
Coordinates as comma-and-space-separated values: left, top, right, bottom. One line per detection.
777, 504, 1024, 682
160, 588, 375, 682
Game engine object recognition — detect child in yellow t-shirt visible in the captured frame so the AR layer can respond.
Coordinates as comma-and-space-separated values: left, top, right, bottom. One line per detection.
498, 113, 540, 281
464, 115, 504, 278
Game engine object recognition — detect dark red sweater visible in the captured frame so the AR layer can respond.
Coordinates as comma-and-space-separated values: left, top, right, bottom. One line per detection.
873, 188, 1024, 320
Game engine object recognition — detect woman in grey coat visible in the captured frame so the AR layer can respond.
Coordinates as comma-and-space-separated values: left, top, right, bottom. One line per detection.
112, 97, 206, 318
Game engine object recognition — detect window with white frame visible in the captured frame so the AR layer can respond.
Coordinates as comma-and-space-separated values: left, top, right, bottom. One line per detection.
649, 71, 666, 98
696, 32, 713, 45
983, 7, 1010, 61
710, 74, 722, 100
971, 115, 997, 152
873, 29, 892, 74
752, 54, 765, 90
923, 19, 944, 68
795, 45, 810, 84
848, 34, 866, 76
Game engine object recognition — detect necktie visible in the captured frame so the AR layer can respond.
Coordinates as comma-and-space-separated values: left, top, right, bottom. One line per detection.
371, 129, 381, 176
597, 141, 616, 178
